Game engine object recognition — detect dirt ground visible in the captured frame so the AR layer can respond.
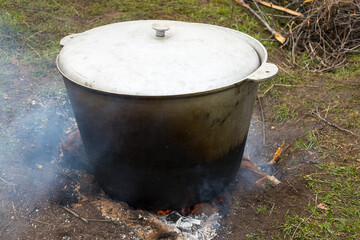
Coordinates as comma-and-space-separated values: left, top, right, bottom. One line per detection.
0, 58, 323, 240
1, 1, 359, 239
1, 51, 359, 240
0, 103, 315, 240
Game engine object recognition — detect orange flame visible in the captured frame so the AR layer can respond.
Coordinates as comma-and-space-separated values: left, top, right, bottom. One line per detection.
156, 209, 172, 216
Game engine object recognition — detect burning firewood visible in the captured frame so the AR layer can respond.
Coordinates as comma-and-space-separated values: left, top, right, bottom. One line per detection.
268, 141, 285, 165
255, 175, 281, 188
61, 127, 90, 171
241, 156, 266, 178
241, 156, 281, 187
93, 197, 184, 240
192, 203, 217, 216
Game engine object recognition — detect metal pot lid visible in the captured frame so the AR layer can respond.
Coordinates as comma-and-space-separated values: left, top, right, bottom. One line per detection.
57, 20, 263, 96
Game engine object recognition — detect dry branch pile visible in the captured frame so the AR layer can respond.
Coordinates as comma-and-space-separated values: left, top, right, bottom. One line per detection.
237, 0, 360, 72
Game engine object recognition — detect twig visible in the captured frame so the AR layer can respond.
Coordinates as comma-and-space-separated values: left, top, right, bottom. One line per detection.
260, 38, 276, 42
72, 6, 80, 16
286, 179, 298, 193
20, 216, 52, 226
257, 0, 304, 17
0, 176, 10, 185
11, 202, 20, 223
61, 206, 88, 223
313, 107, 358, 137
229, 0, 236, 28
260, 84, 274, 98
291, 213, 314, 240
278, 65, 295, 78
324, 102, 331, 118
235, 0, 286, 43
24, 28, 49, 43
257, 94, 266, 145
61, 206, 116, 224
274, 84, 319, 87
25, 42, 41, 58
7, 3, 46, 11
269, 202, 275, 216
260, 83, 320, 98
0, 219, 14, 237
87, 219, 113, 223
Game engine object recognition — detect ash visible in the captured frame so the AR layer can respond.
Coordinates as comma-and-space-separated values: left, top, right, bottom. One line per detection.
157, 211, 221, 240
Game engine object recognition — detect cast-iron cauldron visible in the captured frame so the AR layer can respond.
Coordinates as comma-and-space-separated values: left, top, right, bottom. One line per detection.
57, 20, 278, 209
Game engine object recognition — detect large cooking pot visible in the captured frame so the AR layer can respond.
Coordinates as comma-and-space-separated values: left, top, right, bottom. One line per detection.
57, 20, 277, 209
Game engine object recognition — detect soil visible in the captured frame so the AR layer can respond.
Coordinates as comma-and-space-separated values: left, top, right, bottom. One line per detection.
0, 69, 319, 240
1, 16, 358, 240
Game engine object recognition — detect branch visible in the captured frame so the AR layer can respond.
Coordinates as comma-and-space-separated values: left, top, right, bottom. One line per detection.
61, 206, 88, 223
257, 94, 266, 145
61, 206, 115, 224
257, 0, 304, 17
235, 0, 286, 43
313, 107, 358, 137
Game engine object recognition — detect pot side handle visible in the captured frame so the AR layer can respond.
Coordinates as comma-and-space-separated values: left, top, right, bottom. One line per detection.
60, 33, 82, 46
246, 63, 278, 83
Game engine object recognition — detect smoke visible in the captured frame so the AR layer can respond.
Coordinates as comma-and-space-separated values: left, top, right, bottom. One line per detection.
0, 14, 76, 222
0, 91, 75, 204
245, 109, 274, 168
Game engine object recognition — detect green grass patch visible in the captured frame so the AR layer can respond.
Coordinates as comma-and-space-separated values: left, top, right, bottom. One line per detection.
271, 104, 298, 123
282, 164, 360, 239
295, 130, 318, 151
255, 205, 268, 215
332, 54, 360, 80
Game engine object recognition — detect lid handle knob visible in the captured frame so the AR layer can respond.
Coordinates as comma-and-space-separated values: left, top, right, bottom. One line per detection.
152, 23, 170, 37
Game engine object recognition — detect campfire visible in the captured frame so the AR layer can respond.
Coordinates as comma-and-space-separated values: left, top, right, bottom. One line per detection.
59, 127, 281, 240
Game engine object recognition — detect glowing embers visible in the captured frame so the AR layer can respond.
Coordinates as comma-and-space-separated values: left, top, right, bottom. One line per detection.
154, 201, 224, 240
156, 209, 172, 216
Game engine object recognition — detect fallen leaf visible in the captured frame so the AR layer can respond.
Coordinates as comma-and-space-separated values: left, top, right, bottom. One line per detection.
316, 203, 329, 211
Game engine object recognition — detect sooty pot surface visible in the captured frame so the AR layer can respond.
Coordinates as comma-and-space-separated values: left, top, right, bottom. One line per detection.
64, 79, 257, 209
57, 20, 278, 209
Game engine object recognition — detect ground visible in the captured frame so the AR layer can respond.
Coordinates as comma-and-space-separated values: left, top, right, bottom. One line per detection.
0, 0, 359, 239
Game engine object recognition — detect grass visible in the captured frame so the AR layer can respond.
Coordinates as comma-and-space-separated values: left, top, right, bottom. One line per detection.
272, 104, 298, 123
332, 54, 360, 80
295, 130, 318, 151
255, 205, 268, 215
0, 0, 360, 239
282, 164, 360, 239
0, 0, 268, 93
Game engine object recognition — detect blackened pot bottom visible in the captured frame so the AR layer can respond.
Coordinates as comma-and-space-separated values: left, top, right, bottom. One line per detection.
93, 143, 246, 210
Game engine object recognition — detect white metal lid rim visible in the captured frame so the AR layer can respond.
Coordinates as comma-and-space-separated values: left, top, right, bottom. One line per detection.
57, 20, 277, 97
57, 57, 277, 99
